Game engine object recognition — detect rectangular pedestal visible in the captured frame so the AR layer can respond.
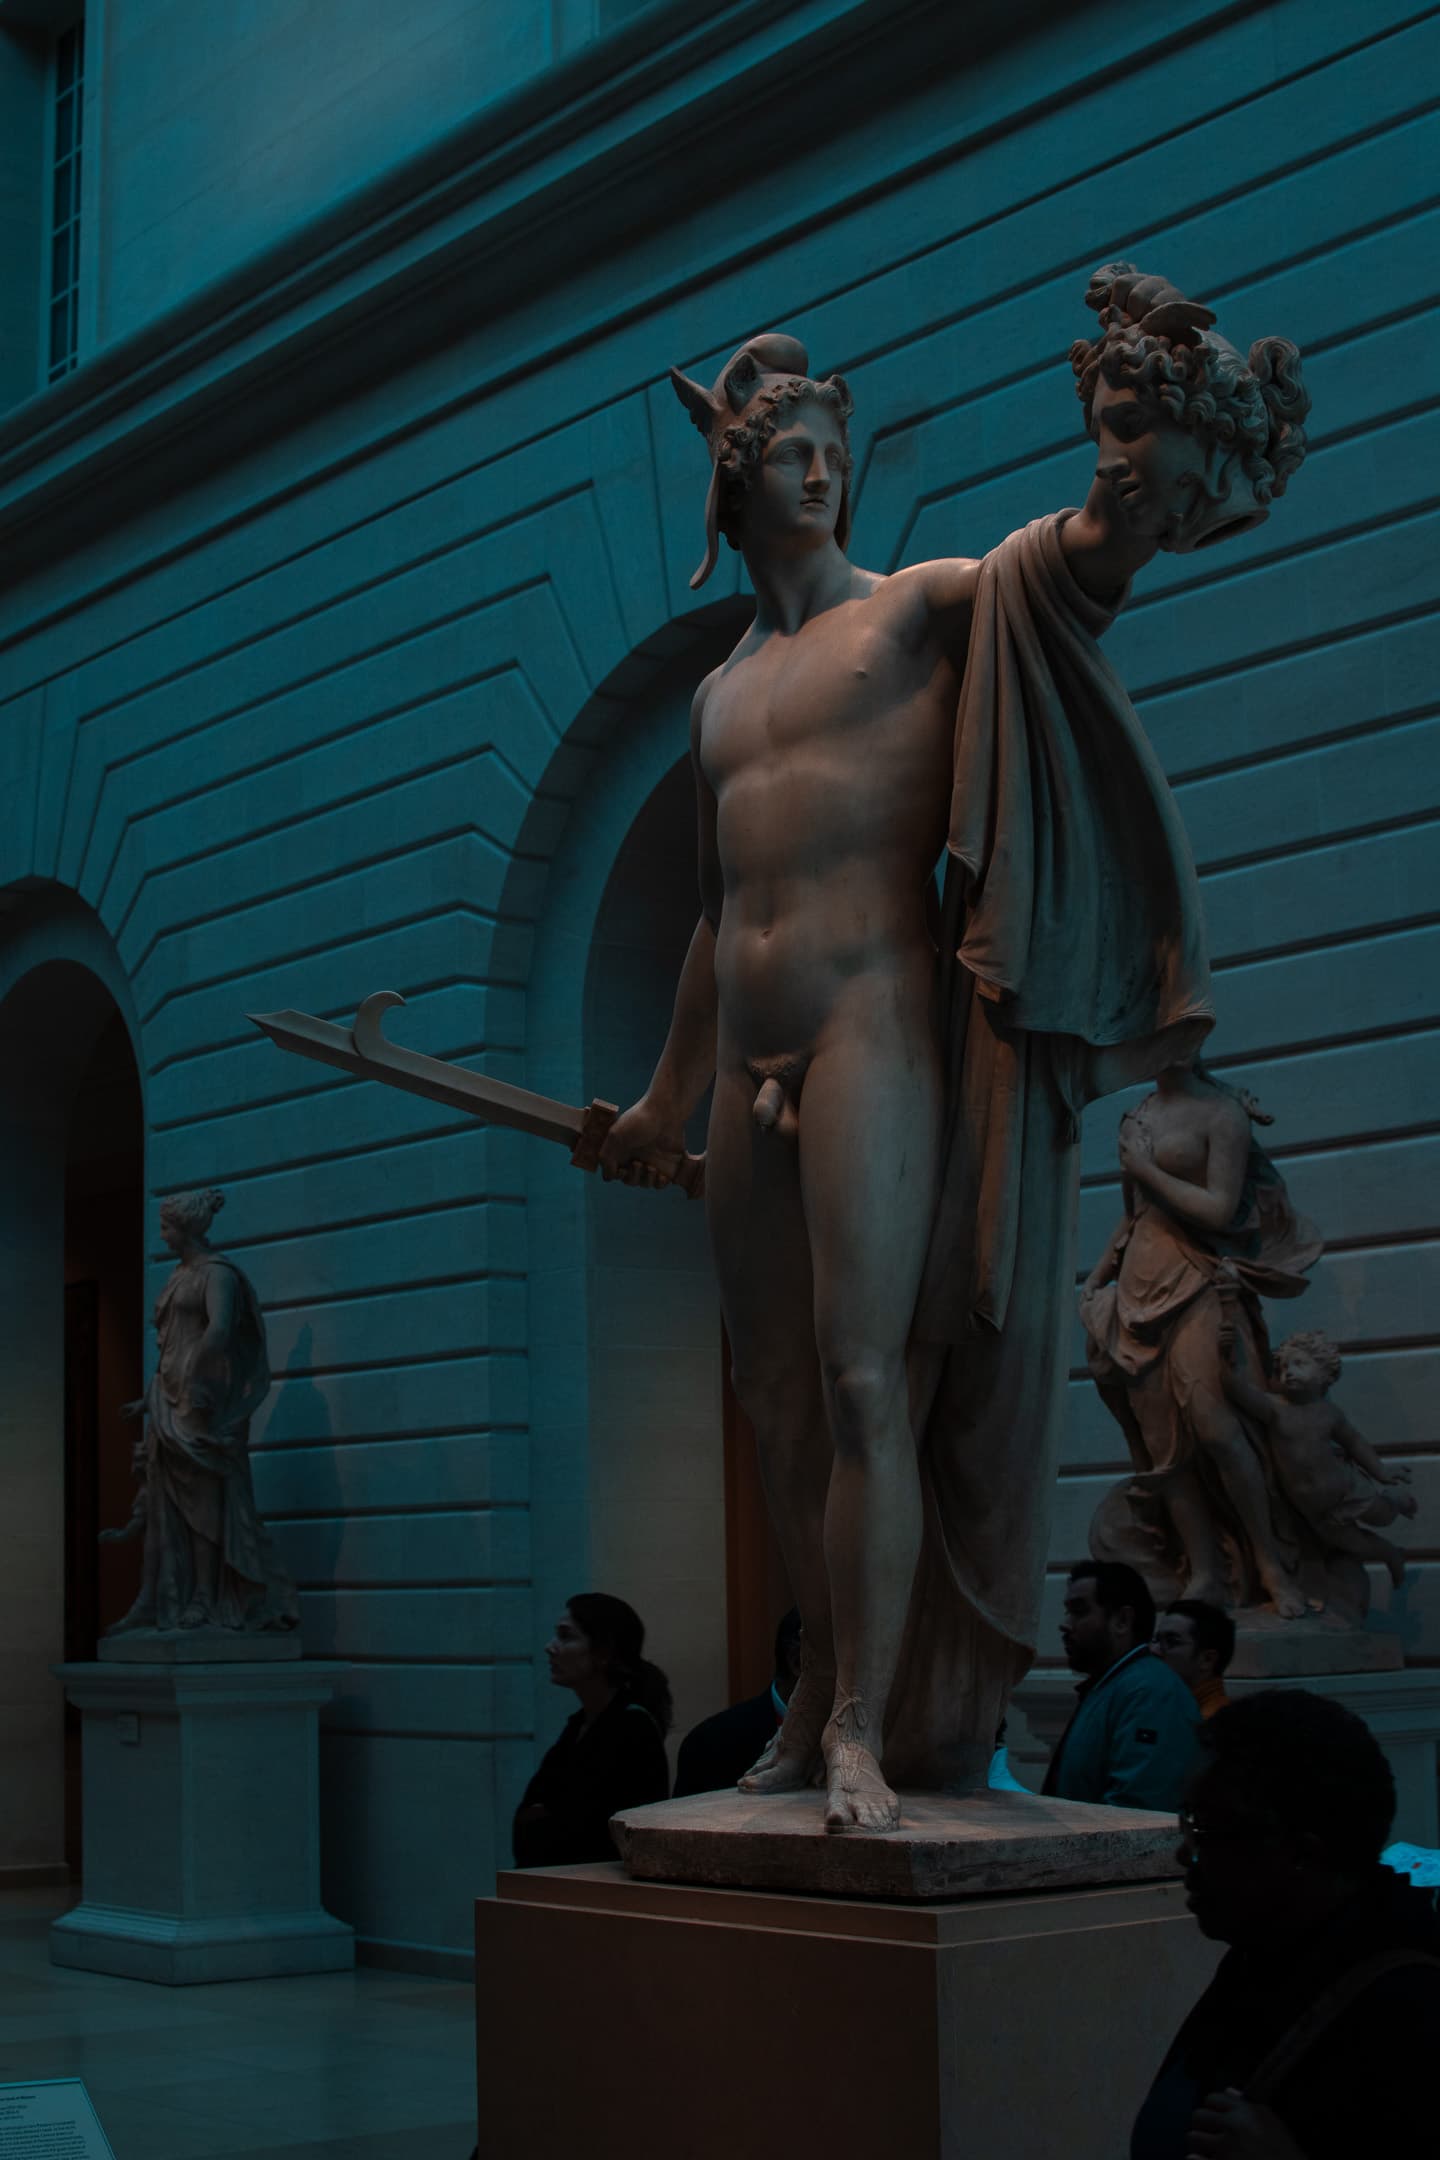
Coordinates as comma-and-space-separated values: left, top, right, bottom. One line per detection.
50, 1661, 355, 1984
475, 1864, 1222, 2159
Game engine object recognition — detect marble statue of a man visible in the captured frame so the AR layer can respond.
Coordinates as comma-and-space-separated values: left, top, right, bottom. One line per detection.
600, 267, 1309, 1831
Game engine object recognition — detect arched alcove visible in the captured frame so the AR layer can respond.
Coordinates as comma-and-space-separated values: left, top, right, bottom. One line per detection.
521, 611, 793, 1764
0, 886, 144, 1880
581, 756, 725, 1746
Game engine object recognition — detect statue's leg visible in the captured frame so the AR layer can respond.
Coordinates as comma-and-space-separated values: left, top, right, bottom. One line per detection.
706, 1061, 835, 1792
1325, 1519, 1407, 1587
1190, 1384, 1307, 1619
799, 1010, 942, 1832
1160, 1463, 1228, 1606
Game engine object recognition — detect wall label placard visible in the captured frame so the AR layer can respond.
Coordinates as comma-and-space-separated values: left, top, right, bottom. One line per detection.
0, 2080, 117, 2157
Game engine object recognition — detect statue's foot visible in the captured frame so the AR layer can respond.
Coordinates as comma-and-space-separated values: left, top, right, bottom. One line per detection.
1264, 1576, 1308, 1621
821, 1696, 900, 1834
178, 1602, 210, 1629
738, 1662, 833, 1794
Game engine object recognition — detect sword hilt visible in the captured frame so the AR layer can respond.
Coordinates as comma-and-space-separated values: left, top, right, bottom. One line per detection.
570, 1100, 706, 1199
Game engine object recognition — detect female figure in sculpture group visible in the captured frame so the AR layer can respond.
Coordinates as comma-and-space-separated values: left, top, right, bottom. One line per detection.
105, 1187, 298, 1637
1081, 1063, 1322, 1617
594, 266, 1310, 1829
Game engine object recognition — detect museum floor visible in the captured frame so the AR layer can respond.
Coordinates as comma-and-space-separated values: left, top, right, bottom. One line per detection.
1, 1890, 477, 2158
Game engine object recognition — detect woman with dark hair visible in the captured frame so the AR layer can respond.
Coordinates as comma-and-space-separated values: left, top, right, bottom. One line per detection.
511, 1594, 671, 1868
1132, 1691, 1440, 2158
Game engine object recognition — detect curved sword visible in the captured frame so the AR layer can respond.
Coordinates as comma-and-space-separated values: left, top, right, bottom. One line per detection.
248, 991, 705, 1198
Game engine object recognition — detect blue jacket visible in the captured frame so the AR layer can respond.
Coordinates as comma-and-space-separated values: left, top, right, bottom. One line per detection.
1043, 1646, 1201, 1811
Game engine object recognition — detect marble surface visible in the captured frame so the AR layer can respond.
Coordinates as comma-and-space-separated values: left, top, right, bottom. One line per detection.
97, 1629, 302, 1663
611, 1784, 1182, 1898
0, 1889, 474, 2159
1229, 1612, 1404, 1676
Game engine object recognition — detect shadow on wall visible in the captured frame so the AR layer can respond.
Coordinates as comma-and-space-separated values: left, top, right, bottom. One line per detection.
583, 757, 728, 1755
254, 1324, 340, 1627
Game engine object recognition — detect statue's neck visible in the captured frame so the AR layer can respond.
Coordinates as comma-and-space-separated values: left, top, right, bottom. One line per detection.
744, 541, 855, 636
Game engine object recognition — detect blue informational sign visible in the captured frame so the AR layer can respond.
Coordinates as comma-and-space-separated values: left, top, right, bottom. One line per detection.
0, 2079, 118, 2157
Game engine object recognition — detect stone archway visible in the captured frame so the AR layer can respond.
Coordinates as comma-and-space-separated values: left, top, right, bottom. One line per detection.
519, 609, 792, 1759
0, 885, 144, 1880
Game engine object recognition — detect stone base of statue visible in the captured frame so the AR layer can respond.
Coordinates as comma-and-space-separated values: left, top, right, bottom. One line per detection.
475, 1825, 1220, 2160
1227, 1610, 1403, 1676
1013, 1660, 1440, 1846
50, 1659, 355, 1985
610, 1783, 1180, 1897
96, 1625, 302, 1663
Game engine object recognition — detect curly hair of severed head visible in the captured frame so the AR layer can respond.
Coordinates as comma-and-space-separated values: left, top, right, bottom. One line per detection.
1069, 263, 1310, 550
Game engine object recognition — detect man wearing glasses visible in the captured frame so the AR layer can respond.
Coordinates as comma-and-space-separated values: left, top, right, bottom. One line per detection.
1133, 1690, 1439, 2159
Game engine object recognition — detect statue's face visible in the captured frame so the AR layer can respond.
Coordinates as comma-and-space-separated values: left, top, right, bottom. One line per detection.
740, 401, 847, 555
1091, 377, 1200, 541
1275, 1344, 1327, 1402
160, 1213, 185, 1253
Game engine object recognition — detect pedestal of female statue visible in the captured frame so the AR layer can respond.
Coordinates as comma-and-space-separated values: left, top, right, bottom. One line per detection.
49, 1655, 354, 1984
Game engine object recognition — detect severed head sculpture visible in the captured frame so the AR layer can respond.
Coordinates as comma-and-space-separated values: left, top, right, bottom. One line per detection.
1069, 263, 1311, 552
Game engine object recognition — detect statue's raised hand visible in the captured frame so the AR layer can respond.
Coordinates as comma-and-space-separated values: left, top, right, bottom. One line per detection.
1117, 1112, 1155, 1177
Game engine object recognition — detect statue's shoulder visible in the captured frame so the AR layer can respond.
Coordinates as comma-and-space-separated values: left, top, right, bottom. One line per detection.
1205, 1089, 1251, 1139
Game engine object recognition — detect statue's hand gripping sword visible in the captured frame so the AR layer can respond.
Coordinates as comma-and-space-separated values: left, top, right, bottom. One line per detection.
248, 991, 705, 1198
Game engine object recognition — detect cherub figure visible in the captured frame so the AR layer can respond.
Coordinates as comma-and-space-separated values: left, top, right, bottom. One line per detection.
1222, 1330, 1417, 1587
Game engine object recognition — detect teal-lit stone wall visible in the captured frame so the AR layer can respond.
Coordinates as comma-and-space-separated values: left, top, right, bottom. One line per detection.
0, 0, 1435, 1960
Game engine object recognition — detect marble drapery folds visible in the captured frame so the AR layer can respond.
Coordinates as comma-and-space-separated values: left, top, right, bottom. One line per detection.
885, 513, 1213, 1784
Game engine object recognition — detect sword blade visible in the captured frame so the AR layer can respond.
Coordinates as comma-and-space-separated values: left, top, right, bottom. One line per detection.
248, 997, 584, 1148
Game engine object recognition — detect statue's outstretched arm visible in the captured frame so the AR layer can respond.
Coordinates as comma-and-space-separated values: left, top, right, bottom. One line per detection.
1334, 1412, 1401, 1486
1219, 1358, 1278, 1428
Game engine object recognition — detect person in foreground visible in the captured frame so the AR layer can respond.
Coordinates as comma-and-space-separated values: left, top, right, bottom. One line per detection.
1043, 1562, 1201, 1810
1152, 1599, 1235, 1720
674, 1608, 803, 1797
1132, 1690, 1440, 2159
511, 1594, 670, 1867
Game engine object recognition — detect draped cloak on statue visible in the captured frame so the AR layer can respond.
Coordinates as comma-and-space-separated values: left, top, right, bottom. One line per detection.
118, 1252, 299, 1635
881, 512, 1214, 1787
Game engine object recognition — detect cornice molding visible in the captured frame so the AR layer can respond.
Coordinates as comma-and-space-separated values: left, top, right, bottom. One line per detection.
0, 0, 1235, 573
0, 0, 945, 556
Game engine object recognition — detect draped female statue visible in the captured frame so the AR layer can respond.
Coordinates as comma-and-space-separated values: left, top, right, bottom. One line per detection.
104, 1187, 299, 1642
1081, 1062, 1340, 1617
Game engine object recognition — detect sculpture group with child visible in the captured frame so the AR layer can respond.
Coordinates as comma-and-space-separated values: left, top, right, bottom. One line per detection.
1083, 1063, 1416, 1639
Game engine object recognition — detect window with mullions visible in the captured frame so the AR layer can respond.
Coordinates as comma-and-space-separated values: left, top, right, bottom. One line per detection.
47, 18, 84, 384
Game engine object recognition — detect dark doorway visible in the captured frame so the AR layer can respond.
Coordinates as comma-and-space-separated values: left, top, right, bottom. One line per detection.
62, 1011, 143, 1874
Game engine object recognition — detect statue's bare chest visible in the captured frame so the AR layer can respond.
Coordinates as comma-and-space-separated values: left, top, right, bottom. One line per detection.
1133, 1096, 1210, 1181
701, 610, 944, 792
